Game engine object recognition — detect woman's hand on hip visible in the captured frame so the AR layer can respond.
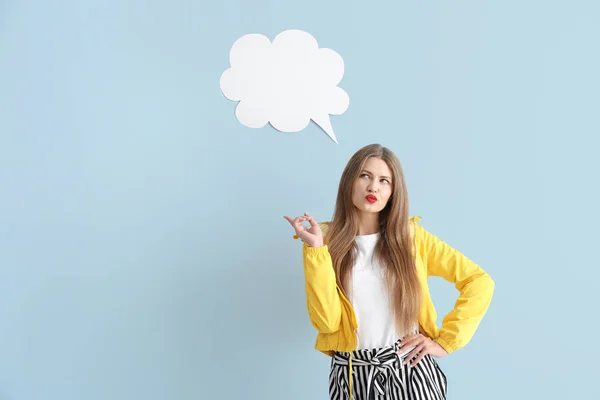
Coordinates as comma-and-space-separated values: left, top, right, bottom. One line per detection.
283, 212, 324, 248
398, 333, 448, 367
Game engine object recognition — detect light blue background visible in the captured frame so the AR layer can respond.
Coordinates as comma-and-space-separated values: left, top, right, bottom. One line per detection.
1, 1, 599, 399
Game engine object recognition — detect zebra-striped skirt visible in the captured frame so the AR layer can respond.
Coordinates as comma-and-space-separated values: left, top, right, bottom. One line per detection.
329, 341, 447, 400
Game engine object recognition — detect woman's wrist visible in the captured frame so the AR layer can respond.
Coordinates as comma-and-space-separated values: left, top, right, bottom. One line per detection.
306, 240, 324, 248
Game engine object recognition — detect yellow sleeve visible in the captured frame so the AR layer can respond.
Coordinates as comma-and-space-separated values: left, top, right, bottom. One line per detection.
417, 224, 495, 354
302, 243, 342, 333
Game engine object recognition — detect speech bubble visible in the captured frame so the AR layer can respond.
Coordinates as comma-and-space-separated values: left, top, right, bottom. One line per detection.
220, 29, 349, 144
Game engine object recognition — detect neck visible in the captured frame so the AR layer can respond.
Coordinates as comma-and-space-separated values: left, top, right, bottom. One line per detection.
357, 212, 380, 235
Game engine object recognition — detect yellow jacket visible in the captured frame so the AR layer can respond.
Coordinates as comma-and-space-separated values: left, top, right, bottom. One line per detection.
301, 216, 494, 356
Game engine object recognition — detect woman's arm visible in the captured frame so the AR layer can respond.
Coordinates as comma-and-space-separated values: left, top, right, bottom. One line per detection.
302, 243, 342, 333
417, 224, 495, 354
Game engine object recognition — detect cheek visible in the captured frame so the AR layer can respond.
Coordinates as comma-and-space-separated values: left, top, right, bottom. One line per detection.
383, 187, 393, 202
353, 181, 364, 196
351, 185, 361, 202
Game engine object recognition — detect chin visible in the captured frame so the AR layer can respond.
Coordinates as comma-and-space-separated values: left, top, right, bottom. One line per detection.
357, 205, 382, 213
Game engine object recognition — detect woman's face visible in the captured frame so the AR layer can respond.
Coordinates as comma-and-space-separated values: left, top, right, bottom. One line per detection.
352, 157, 394, 214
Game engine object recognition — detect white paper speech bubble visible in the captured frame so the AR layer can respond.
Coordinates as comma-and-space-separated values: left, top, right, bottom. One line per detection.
220, 30, 349, 144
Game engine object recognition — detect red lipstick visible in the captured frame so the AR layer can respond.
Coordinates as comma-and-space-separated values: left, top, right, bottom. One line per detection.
366, 195, 377, 204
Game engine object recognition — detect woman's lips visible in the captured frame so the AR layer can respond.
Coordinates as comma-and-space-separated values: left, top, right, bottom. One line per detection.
366, 195, 377, 204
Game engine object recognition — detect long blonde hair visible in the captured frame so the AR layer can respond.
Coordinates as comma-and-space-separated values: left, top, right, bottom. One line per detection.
325, 144, 421, 335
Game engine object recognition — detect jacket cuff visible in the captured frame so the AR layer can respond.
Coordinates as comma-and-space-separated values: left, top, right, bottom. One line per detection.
435, 337, 457, 355
302, 243, 329, 254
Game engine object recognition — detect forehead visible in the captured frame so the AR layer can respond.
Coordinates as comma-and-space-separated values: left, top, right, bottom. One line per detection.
362, 157, 391, 176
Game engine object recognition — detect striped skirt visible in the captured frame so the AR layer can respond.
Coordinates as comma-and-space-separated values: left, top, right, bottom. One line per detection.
329, 341, 447, 400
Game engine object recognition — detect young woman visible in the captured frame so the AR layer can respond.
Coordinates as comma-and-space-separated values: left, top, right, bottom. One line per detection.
284, 144, 494, 400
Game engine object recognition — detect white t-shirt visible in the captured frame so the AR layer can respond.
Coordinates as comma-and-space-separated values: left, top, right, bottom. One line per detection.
350, 233, 416, 353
